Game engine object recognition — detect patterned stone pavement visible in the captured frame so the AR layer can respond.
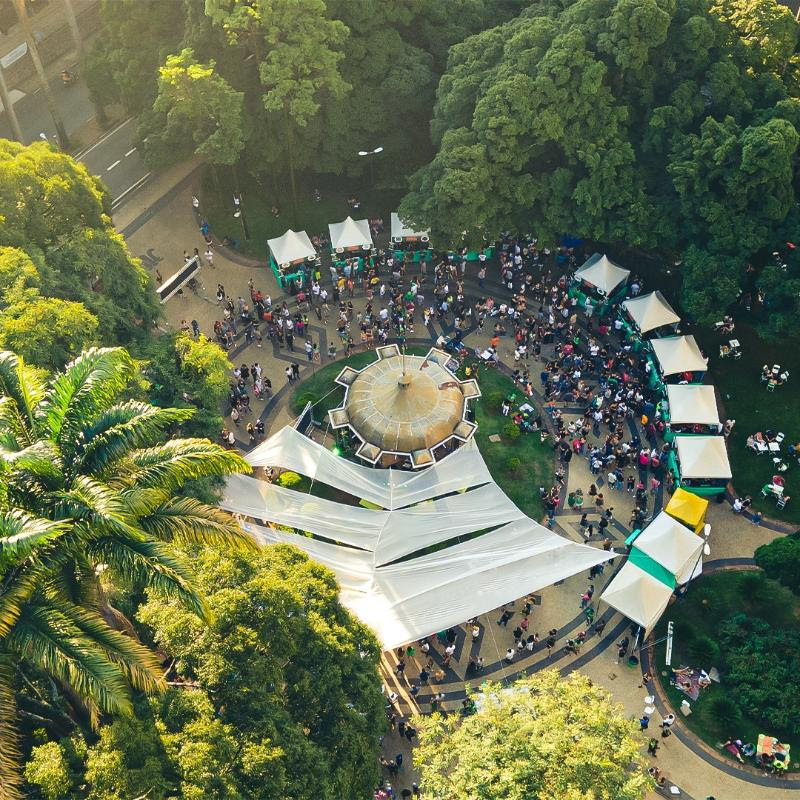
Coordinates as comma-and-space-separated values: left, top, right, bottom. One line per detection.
119, 168, 797, 800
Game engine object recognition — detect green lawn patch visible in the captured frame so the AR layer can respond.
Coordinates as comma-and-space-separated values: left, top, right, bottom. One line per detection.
652, 570, 800, 769
695, 323, 800, 526
199, 168, 404, 262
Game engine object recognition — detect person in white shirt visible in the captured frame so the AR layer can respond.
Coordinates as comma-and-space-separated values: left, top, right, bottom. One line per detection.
504, 648, 515, 663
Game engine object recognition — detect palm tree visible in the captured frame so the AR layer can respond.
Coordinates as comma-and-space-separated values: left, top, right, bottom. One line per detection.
0, 347, 251, 798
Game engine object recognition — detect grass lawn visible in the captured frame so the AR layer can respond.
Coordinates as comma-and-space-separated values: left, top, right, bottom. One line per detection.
199, 167, 405, 262
694, 323, 800, 527
652, 571, 800, 769
289, 353, 552, 519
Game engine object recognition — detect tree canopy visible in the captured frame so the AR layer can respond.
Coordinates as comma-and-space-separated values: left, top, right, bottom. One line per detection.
413, 670, 651, 800
398, 0, 800, 324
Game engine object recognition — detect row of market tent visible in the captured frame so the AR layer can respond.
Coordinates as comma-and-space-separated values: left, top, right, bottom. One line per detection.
266, 213, 431, 287
569, 252, 732, 496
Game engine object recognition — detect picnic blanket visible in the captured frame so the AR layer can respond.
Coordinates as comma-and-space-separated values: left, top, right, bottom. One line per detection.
757, 734, 791, 766
674, 669, 702, 701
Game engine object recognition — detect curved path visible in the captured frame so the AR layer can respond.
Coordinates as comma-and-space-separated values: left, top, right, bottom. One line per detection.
120, 172, 796, 799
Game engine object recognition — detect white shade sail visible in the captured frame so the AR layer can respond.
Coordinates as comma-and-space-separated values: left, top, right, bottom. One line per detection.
227, 425, 611, 649
650, 335, 707, 376
328, 216, 373, 250
623, 291, 680, 333
390, 212, 429, 241
633, 511, 703, 584
267, 229, 316, 265
674, 436, 732, 480
665, 385, 720, 427
574, 254, 630, 295
600, 562, 674, 631
244, 426, 493, 510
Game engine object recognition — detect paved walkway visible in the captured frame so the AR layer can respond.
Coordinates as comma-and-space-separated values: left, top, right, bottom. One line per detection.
118, 165, 796, 800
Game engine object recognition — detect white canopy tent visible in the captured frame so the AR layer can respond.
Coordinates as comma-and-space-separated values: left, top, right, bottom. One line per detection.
622, 291, 680, 334
328, 216, 373, 250
650, 335, 707, 376
574, 254, 630, 295
633, 511, 703, 585
674, 436, 732, 480
390, 212, 429, 242
267, 229, 316, 266
599, 562, 675, 631
665, 385, 720, 428
224, 426, 610, 649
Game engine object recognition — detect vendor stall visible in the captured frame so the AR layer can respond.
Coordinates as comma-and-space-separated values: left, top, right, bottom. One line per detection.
620, 291, 680, 345
390, 212, 432, 264
664, 487, 708, 533
648, 335, 707, 389
329, 216, 375, 277
599, 561, 675, 631
569, 253, 630, 316
663, 384, 721, 440
267, 229, 318, 288
668, 435, 732, 496
629, 511, 704, 584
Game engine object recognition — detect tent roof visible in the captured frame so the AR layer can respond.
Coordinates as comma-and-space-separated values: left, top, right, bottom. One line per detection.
225, 427, 610, 649
267, 229, 316, 265
244, 425, 493, 510
650, 335, 707, 376
600, 562, 675, 631
628, 548, 676, 589
622, 291, 680, 333
633, 511, 703, 584
391, 212, 429, 241
675, 435, 732, 479
574, 254, 630, 295
665, 488, 708, 530
665, 385, 720, 426
328, 216, 373, 250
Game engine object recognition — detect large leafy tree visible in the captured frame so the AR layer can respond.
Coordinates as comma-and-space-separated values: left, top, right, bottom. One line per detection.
414, 671, 652, 800
0, 347, 250, 798
137, 544, 386, 800
140, 48, 246, 170
399, 0, 800, 323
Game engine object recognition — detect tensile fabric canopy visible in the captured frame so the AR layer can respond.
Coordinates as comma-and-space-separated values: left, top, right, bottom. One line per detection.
623, 291, 680, 333
267, 229, 316, 265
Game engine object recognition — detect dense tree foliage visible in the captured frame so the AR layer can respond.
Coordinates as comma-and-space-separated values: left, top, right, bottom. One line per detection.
398, 0, 800, 325
0, 348, 249, 798
25, 545, 386, 800
719, 613, 800, 734
0, 142, 159, 365
755, 533, 800, 593
414, 671, 651, 800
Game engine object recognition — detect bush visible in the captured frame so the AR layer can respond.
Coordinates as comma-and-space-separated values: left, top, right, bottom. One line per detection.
708, 696, 742, 732
293, 390, 321, 414
503, 422, 521, 440
755, 536, 800, 596
688, 635, 720, 667
277, 470, 303, 488
506, 457, 522, 473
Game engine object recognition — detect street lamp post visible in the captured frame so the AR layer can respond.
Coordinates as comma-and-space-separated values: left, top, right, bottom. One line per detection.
357, 146, 383, 188
233, 193, 249, 241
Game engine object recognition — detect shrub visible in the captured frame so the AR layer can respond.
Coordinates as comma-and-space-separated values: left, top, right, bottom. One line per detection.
708, 696, 742, 731
688, 635, 720, 666
277, 470, 303, 488
507, 457, 522, 473
503, 422, 521, 440
293, 390, 321, 414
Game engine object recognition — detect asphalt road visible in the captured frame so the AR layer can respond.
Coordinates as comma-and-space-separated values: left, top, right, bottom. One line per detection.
74, 116, 150, 207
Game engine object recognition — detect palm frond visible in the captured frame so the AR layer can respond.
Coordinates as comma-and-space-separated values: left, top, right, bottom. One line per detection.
0, 440, 63, 487
0, 565, 47, 638
0, 397, 31, 453
5, 603, 133, 721
129, 439, 250, 492
87, 536, 208, 620
77, 401, 195, 475
141, 497, 258, 551
0, 351, 44, 446
49, 599, 165, 695
39, 348, 134, 444
0, 654, 22, 800
0, 510, 70, 572
49, 476, 139, 541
